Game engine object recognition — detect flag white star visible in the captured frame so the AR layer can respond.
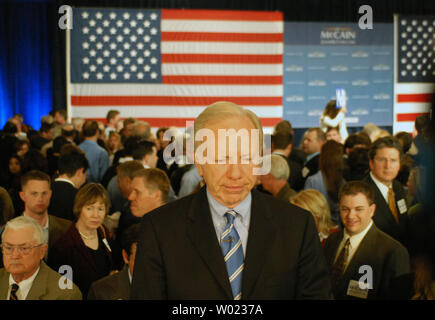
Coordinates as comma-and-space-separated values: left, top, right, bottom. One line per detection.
137, 57, 144, 64
123, 57, 131, 65
89, 65, 96, 72
123, 28, 130, 35
96, 58, 103, 65
82, 42, 89, 49
150, 57, 158, 64
117, 65, 124, 72
150, 13, 158, 20
110, 72, 117, 79
110, 28, 117, 35
110, 43, 117, 50
96, 12, 103, 19
144, 50, 151, 57
150, 28, 157, 35
124, 72, 130, 79
116, 35, 124, 42
144, 65, 151, 72
89, 35, 96, 42
90, 50, 96, 57
144, 20, 150, 28
130, 35, 137, 42
137, 28, 144, 35
150, 42, 158, 50
130, 50, 137, 57
144, 35, 151, 42
137, 72, 144, 79
82, 27, 89, 34
103, 35, 110, 42
123, 12, 130, 20
110, 58, 117, 65
82, 57, 90, 64
109, 12, 116, 20
96, 27, 103, 35
137, 43, 144, 50
117, 50, 124, 57
96, 72, 103, 79
150, 72, 158, 79
81, 11, 89, 19
103, 65, 110, 72
123, 43, 131, 50
83, 72, 90, 79
89, 20, 96, 27
103, 20, 110, 27
96, 42, 103, 49
103, 50, 110, 57
116, 20, 123, 27
130, 20, 137, 27
137, 12, 144, 20
130, 65, 137, 72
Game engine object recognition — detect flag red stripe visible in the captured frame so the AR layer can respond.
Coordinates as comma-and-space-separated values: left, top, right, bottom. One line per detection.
397, 93, 433, 103
161, 32, 282, 42
162, 75, 282, 85
397, 112, 430, 122
83, 117, 282, 127
161, 54, 282, 64
161, 9, 283, 21
71, 96, 282, 106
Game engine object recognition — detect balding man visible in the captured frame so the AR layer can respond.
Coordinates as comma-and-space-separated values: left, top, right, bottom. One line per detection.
131, 101, 332, 299
260, 154, 297, 201
301, 128, 326, 181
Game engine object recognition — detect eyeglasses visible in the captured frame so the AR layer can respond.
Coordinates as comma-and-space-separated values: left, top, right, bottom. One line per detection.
0, 244, 43, 256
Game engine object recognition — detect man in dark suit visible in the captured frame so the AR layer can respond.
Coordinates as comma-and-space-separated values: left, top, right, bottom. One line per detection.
301, 128, 325, 182
88, 223, 140, 300
271, 130, 304, 191
324, 181, 411, 299
363, 137, 410, 249
131, 101, 332, 300
49, 147, 89, 221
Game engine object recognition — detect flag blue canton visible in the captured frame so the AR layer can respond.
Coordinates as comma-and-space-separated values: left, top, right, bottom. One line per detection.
398, 16, 435, 83
70, 8, 162, 83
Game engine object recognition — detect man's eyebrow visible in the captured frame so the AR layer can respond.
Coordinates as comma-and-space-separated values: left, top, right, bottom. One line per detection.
4, 242, 27, 247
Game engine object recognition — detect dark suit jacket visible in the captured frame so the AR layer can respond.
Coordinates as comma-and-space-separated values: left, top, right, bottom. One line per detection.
87, 266, 130, 300
302, 154, 320, 182
0, 261, 82, 300
289, 148, 306, 167
48, 224, 114, 299
130, 187, 333, 299
323, 224, 411, 300
49, 180, 77, 222
363, 175, 410, 249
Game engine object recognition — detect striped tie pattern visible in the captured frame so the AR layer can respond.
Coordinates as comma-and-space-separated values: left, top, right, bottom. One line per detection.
220, 210, 244, 300
9, 283, 19, 300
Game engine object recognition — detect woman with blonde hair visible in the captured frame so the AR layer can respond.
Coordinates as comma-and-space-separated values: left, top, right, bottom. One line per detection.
290, 189, 338, 245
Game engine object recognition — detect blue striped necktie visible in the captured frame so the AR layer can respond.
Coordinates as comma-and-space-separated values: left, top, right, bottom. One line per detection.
220, 210, 244, 300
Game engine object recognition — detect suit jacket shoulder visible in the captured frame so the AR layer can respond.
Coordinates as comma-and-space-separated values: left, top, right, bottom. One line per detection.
49, 181, 77, 221
87, 266, 130, 300
48, 215, 72, 248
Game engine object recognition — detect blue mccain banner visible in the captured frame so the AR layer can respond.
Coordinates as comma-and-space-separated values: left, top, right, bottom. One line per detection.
283, 22, 393, 128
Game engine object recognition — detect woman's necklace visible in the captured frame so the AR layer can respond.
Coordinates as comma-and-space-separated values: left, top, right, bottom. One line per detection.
79, 230, 97, 240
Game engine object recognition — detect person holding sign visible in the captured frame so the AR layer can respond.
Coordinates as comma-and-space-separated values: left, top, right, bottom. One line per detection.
320, 89, 349, 143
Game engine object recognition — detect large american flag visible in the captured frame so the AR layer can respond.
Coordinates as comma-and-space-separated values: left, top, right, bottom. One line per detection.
394, 15, 434, 133
67, 8, 283, 132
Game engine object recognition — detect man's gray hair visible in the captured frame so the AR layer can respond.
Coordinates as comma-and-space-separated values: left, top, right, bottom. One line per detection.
268, 154, 290, 180
2, 216, 47, 245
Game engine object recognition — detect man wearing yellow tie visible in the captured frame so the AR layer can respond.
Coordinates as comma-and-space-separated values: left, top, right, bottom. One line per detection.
363, 137, 410, 250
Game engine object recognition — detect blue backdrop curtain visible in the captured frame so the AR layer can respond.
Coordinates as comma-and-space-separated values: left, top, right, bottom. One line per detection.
0, 2, 53, 130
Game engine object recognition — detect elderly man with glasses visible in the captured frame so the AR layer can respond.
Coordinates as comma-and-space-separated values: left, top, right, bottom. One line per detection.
0, 216, 82, 300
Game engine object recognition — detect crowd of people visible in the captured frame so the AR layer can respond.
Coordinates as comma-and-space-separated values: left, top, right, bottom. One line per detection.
0, 100, 433, 300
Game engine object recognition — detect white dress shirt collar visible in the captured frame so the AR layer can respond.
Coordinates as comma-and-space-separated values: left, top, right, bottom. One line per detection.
8, 266, 41, 300
370, 172, 390, 203
54, 177, 76, 188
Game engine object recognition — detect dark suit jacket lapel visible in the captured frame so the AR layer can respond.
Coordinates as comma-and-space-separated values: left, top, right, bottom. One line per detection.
186, 187, 233, 299
325, 230, 344, 267
366, 176, 397, 226
242, 189, 276, 298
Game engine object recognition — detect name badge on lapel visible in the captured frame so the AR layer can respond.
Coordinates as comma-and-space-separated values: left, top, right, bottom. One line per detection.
102, 238, 112, 252
346, 280, 369, 299
302, 167, 310, 178
397, 199, 407, 214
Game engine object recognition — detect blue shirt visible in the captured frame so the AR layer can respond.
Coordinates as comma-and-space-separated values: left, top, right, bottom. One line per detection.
305, 151, 320, 165
79, 140, 110, 183
206, 189, 251, 257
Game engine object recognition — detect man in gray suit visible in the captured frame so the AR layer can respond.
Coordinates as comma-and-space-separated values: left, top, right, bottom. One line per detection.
87, 223, 140, 300
0, 216, 82, 300
324, 181, 411, 300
